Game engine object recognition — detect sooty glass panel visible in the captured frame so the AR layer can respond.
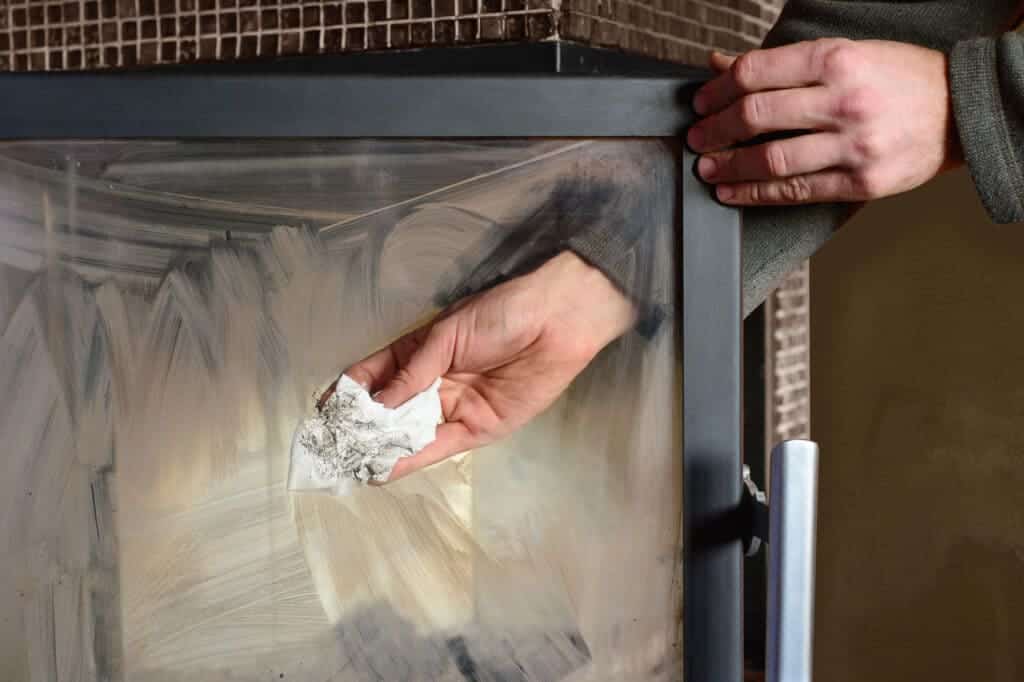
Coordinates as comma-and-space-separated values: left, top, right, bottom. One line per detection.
0, 140, 680, 681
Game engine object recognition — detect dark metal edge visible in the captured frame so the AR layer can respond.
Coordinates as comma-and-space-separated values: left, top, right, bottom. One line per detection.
0, 72, 704, 139
743, 304, 769, 673
682, 148, 744, 682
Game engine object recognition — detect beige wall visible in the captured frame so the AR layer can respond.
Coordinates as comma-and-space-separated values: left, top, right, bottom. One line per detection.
810, 168, 1024, 681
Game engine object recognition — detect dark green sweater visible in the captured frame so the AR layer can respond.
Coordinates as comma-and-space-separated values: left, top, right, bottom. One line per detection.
743, 0, 1024, 315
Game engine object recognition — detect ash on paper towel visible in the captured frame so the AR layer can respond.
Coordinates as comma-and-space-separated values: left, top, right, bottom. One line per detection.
288, 374, 443, 496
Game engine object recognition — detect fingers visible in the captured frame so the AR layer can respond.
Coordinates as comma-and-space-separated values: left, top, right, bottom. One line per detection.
372, 321, 455, 409
714, 170, 857, 206
697, 133, 845, 184
694, 41, 835, 116
341, 345, 399, 394
385, 422, 477, 481
383, 373, 501, 482
327, 337, 408, 408
316, 379, 338, 410
708, 51, 736, 73
688, 87, 833, 152
334, 323, 436, 408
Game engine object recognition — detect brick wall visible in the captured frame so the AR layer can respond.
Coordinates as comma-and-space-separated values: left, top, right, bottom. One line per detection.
0, 0, 809, 446
767, 261, 810, 443
0, 1, 782, 70
559, 0, 782, 66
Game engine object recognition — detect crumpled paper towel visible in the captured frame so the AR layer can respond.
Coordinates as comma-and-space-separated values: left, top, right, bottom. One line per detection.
288, 373, 443, 496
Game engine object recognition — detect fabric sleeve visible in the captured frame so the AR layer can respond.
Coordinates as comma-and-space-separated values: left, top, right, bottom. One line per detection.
949, 32, 1024, 224
441, 140, 676, 336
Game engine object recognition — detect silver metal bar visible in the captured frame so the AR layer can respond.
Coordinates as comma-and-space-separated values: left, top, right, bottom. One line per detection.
767, 439, 819, 682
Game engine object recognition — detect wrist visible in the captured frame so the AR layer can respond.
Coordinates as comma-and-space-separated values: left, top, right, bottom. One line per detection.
937, 50, 965, 172
534, 251, 638, 348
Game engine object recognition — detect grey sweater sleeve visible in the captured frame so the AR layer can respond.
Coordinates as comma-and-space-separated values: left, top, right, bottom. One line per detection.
950, 32, 1024, 224
742, 0, 1023, 315
440, 140, 676, 336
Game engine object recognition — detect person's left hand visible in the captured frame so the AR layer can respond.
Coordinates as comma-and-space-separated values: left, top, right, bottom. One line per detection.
689, 38, 963, 206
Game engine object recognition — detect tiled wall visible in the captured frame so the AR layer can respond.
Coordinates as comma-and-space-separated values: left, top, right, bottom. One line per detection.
0, 0, 556, 69
0, 0, 808, 444
0, 0, 782, 70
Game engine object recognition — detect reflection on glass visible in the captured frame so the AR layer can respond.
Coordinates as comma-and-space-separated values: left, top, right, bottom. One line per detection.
0, 140, 680, 681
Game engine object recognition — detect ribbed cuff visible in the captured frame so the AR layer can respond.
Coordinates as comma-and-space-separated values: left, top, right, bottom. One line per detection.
564, 239, 666, 339
949, 37, 1024, 224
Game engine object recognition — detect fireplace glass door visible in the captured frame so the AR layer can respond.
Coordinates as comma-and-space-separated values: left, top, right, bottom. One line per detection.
0, 139, 683, 681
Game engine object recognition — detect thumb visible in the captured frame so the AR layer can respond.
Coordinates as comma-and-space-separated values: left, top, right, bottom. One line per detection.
383, 422, 476, 482
373, 322, 453, 409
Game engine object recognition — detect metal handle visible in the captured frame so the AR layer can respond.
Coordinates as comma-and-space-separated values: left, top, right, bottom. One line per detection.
766, 439, 819, 682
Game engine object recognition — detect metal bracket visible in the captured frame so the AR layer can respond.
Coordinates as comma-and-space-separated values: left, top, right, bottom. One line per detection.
741, 464, 770, 558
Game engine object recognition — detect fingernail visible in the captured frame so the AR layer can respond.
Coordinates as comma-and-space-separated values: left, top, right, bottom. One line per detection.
697, 156, 717, 180
687, 126, 704, 152
717, 185, 734, 202
693, 92, 708, 116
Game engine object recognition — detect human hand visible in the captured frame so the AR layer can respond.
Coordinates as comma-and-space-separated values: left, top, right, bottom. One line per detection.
325, 252, 637, 482
688, 39, 963, 206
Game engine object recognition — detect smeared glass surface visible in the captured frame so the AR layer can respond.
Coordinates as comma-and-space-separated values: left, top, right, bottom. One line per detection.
0, 140, 681, 681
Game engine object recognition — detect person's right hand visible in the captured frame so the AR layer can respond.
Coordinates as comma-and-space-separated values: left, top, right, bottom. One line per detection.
322, 251, 637, 482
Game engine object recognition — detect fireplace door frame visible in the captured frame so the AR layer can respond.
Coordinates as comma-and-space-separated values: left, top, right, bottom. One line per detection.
0, 71, 744, 682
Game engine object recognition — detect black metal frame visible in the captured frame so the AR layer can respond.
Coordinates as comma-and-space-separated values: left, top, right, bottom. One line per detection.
0, 73, 697, 139
0, 53, 745, 682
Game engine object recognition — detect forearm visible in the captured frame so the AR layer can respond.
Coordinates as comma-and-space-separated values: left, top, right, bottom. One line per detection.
442, 140, 675, 334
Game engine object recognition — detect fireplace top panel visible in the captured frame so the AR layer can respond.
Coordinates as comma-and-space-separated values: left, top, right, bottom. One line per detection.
0, 64, 705, 140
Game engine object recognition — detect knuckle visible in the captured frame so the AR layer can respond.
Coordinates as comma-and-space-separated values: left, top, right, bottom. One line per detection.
715, 149, 737, 176
392, 367, 416, 387
732, 53, 759, 91
851, 130, 886, 163
780, 176, 812, 203
763, 142, 789, 177
851, 169, 885, 199
738, 94, 764, 133
835, 86, 879, 123
570, 338, 600, 364
347, 369, 371, 388
429, 320, 459, 360
819, 39, 860, 81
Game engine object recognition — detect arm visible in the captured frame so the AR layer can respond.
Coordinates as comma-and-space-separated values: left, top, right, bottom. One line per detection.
342, 251, 636, 481
708, 0, 1024, 315
439, 140, 674, 335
